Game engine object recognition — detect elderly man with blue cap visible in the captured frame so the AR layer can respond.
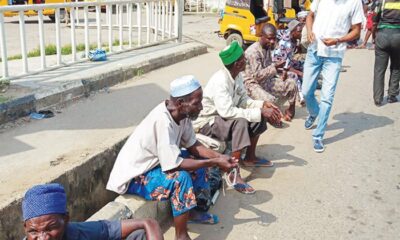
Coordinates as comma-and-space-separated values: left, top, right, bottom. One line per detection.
22, 183, 163, 240
107, 75, 237, 240
193, 41, 283, 195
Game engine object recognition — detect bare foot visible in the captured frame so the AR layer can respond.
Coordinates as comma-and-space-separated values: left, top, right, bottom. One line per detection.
228, 169, 246, 185
284, 106, 295, 121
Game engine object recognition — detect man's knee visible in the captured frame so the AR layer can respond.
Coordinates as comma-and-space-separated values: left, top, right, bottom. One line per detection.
232, 118, 249, 130
287, 78, 298, 92
168, 170, 191, 183
249, 118, 267, 137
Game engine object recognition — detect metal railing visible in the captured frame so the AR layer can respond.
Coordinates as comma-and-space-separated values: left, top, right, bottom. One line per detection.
184, 0, 224, 14
0, 0, 183, 80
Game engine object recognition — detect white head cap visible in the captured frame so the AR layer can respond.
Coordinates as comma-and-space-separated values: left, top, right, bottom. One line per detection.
170, 75, 201, 97
297, 11, 309, 18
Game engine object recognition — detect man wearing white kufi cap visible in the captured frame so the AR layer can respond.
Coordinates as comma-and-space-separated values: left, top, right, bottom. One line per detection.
107, 75, 237, 240
297, 11, 310, 49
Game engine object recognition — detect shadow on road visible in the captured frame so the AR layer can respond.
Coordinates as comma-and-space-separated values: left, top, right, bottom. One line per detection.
189, 190, 276, 240
244, 144, 308, 182
324, 111, 394, 144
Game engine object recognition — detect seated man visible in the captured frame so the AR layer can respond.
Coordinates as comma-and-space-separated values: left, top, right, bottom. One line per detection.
273, 20, 306, 105
193, 41, 282, 195
107, 76, 237, 240
22, 183, 162, 240
243, 23, 298, 123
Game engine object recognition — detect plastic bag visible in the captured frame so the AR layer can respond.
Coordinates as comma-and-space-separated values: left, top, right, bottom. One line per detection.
88, 49, 107, 61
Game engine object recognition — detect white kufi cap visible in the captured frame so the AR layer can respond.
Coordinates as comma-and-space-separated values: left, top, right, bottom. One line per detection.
170, 75, 201, 97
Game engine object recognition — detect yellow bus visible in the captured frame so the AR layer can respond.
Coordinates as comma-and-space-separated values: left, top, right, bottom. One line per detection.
0, 0, 70, 22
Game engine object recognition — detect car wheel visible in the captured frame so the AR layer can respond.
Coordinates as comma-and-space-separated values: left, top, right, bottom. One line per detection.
226, 33, 243, 46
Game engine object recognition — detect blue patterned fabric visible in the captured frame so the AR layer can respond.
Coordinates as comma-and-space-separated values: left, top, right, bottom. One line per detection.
22, 183, 67, 221
126, 166, 209, 217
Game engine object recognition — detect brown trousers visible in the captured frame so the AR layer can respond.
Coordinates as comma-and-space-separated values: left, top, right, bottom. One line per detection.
199, 116, 267, 152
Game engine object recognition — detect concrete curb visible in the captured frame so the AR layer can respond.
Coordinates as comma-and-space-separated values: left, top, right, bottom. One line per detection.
0, 137, 127, 239
0, 134, 173, 239
0, 42, 208, 124
87, 195, 171, 225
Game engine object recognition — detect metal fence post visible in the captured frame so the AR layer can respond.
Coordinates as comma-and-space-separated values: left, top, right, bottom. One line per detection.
0, 14, 8, 78
177, 0, 183, 42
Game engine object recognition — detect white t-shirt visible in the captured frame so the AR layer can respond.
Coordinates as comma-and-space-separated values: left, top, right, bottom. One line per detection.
310, 0, 365, 58
106, 102, 197, 194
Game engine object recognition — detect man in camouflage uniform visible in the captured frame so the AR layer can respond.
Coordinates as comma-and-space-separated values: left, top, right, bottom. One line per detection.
243, 23, 298, 123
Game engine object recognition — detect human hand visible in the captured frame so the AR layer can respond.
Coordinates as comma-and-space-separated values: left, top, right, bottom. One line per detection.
275, 60, 286, 68
215, 155, 238, 172
263, 101, 279, 110
261, 107, 282, 124
322, 38, 338, 46
307, 31, 315, 43
281, 70, 288, 81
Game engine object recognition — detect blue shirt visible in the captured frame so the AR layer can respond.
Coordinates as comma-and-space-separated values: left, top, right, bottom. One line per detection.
64, 221, 121, 240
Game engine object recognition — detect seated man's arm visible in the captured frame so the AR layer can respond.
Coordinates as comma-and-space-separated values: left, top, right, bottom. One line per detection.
187, 141, 223, 159
121, 218, 163, 240
213, 80, 262, 123
247, 51, 277, 82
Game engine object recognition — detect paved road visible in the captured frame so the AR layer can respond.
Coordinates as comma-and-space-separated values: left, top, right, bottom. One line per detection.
1, 14, 399, 239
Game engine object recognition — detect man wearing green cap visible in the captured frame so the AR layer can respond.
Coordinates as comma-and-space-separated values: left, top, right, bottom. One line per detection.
193, 41, 282, 194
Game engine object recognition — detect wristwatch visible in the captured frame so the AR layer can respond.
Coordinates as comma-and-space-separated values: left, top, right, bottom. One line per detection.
335, 38, 340, 45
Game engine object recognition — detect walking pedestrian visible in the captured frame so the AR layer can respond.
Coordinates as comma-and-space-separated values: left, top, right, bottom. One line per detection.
302, 0, 365, 152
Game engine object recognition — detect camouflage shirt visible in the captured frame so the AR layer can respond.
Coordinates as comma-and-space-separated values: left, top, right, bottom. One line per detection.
242, 41, 277, 88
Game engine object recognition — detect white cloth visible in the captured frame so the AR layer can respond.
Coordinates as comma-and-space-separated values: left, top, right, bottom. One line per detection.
309, 0, 365, 58
192, 68, 264, 132
106, 102, 197, 194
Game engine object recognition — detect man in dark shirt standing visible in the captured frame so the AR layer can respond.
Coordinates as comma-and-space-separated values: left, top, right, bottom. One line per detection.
22, 183, 163, 240
373, 0, 400, 106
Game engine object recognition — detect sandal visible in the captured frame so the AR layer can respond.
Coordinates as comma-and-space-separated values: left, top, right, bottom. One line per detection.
224, 168, 256, 195
233, 183, 256, 195
188, 213, 219, 224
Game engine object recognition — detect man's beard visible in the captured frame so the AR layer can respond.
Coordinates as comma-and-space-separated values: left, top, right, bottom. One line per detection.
186, 112, 199, 121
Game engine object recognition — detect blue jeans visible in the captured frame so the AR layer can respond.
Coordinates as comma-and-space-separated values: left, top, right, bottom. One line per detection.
302, 49, 343, 140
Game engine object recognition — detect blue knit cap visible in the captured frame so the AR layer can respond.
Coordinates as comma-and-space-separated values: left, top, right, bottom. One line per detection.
22, 183, 67, 221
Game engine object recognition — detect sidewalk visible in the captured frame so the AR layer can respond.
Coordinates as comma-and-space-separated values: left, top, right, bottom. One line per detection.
0, 40, 207, 124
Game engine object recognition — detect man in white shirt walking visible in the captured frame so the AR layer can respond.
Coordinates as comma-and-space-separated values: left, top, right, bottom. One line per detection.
107, 76, 237, 240
302, 0, 364, 152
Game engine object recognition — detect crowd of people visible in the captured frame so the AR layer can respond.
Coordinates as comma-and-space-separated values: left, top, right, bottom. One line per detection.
20, 0, 398, 239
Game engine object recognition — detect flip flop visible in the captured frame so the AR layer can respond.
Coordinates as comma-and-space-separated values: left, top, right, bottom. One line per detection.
188, 213, 219, 225
233, 183, 256, 195
242, 158, 274, 167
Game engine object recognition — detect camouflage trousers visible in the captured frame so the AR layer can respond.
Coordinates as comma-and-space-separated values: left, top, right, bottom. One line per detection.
246, 76, 298, 105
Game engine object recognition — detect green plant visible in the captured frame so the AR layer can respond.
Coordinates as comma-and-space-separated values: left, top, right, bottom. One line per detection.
0, 40, 136, 62
0, 79, 10, 94
0, 95, 11, 103
136, 68, 144, 76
